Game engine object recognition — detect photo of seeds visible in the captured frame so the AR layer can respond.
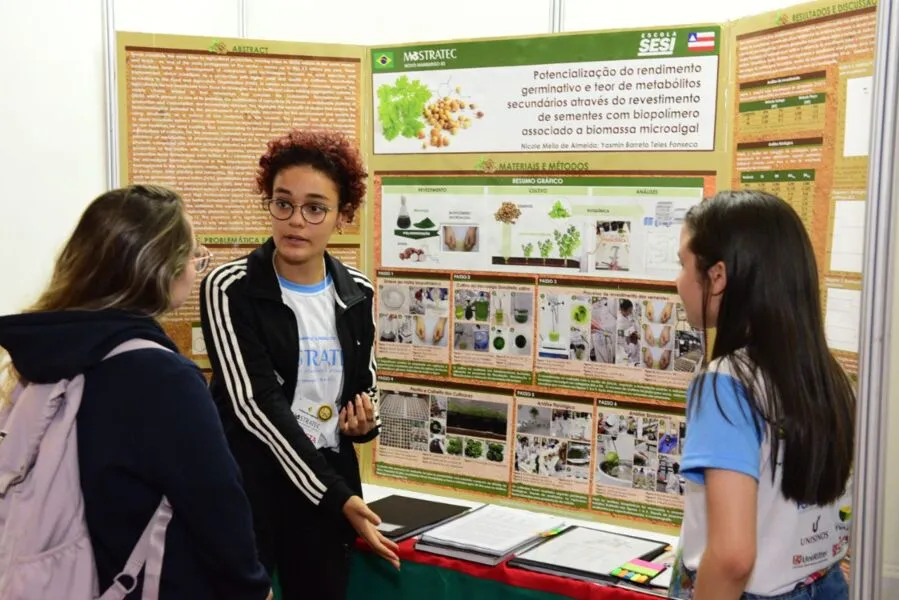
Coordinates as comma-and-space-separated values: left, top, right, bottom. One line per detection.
494, 201, 522, 224
375, 75, 483, 151
419, 88, 483, 149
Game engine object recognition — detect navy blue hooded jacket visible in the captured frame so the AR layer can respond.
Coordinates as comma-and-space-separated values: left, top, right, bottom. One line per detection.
0, 309, 271, 599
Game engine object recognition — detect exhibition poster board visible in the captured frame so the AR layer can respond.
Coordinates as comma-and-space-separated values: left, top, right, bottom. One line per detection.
115, 0, 875, 535
366, 24, 722, 533
116, 32, 367, 366
728, 1, 875, 375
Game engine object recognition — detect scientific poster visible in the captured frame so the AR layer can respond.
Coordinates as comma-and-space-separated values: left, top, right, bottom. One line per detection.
116, 32, 365, 359
116, 0, 876, 532
451, 275, 537, 385
376, 272, 452, 377
369, 0, 875, 527
512, 391, 595, 509
370, 170, 712, 523
533, 281, 700, 401
374, 376, 513, 497
369, 27, 722, 154
366, 22, 723, 527
593, 401, 687, 525
729, 0, 877, 374
379, 175, 710, 282
371, 383, 693, 522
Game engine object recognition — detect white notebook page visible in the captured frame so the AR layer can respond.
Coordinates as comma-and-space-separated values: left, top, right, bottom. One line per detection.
517, 526, 665, 576
421, 505, 565, 555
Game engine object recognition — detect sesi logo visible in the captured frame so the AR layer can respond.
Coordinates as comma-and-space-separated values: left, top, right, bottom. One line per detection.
638, 32, 677, 57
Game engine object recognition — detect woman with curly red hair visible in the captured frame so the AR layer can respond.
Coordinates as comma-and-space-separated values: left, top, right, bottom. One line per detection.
199, 130, 399, 600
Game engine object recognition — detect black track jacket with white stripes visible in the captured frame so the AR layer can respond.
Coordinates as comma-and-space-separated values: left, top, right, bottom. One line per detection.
199, 238, 380, 517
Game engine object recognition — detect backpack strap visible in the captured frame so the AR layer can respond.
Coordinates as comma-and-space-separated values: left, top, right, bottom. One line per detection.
98, 338, 175, 600
138, 498, 172, 600
99, 497, 173, 600
102, 339, 171, 361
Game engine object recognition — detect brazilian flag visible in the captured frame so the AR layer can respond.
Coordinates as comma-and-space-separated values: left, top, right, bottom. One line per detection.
373, 51, 394, 69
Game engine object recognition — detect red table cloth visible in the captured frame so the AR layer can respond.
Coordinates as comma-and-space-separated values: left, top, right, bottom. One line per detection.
354, 537, 665, 600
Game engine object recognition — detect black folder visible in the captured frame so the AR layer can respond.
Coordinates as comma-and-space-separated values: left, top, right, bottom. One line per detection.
367, 494, 472, 542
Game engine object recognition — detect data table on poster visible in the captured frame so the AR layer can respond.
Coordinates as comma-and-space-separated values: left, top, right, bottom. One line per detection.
739, 170, 816, 231
737, 93, 826, 135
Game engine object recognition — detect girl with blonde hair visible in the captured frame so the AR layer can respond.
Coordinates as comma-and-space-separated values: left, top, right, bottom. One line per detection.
0, 185, 271, 599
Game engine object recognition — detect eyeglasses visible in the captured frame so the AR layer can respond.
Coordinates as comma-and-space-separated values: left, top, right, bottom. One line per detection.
266, 198, 332, 225
191, 245, 212, 273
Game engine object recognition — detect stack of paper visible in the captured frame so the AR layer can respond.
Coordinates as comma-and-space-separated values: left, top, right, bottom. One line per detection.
415, 504, 566, 565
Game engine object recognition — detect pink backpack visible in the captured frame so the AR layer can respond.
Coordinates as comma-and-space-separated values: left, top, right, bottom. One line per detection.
0, 339, 174, 600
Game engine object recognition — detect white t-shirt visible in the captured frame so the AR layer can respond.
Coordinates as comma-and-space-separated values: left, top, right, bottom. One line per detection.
279, 273, 344, 451
669, 355, 851, 598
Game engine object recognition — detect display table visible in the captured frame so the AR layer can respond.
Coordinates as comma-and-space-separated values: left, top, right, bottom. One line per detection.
272, 484, 674, 600
347, 534, 666, 600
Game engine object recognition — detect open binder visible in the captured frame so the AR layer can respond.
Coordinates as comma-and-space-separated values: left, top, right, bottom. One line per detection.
508, 525, 670, 592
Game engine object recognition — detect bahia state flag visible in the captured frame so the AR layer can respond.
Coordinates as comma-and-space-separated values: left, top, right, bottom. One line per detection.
687, 31, 716, 51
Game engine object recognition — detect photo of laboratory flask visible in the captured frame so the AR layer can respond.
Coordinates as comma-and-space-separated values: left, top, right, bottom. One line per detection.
544, 298, 564, 348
